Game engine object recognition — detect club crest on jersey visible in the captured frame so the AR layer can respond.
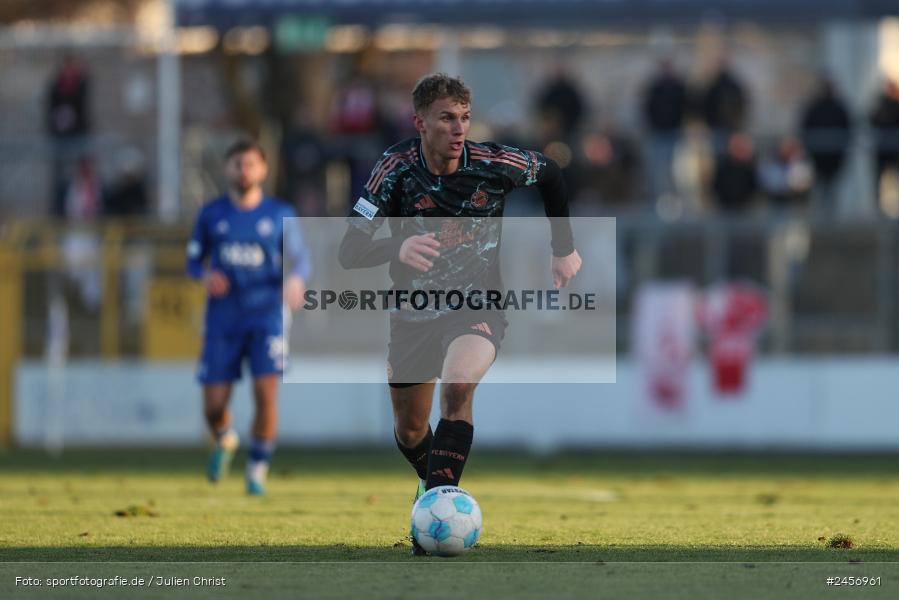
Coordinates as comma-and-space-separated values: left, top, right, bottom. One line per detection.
470, 190, 488, 209
216, 220, 229, 234
353, 197, 378, 220
256, 217, 274, 237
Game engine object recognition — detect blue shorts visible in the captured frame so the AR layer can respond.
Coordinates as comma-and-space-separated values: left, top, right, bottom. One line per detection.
197, 310, 287, 384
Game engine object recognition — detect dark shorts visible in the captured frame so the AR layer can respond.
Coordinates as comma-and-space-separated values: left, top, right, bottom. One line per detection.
387, 310, 507, 387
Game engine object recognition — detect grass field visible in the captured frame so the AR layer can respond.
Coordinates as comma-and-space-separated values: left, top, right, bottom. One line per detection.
1, 449, 898, 598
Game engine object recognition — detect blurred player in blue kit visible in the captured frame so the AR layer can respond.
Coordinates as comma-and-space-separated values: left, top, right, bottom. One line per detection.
187, 140, 311, 495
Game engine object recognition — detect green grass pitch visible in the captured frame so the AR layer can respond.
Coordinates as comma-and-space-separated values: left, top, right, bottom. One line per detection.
1, 449, 898, 598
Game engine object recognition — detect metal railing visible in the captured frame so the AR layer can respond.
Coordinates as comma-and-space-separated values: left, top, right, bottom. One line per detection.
1, 215, 896, 358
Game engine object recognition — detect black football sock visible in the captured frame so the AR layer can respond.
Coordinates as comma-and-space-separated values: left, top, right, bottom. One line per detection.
425, 419, 473, 489
395, 426, 433, 481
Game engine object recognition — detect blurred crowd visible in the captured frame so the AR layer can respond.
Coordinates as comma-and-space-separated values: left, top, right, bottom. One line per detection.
46, 54, 149, 224
533, 59, 896, 220
279, 57, 899, 220
45, 53, 899, 221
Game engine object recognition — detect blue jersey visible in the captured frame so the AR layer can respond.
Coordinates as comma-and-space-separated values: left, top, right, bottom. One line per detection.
186, 195, 311, 329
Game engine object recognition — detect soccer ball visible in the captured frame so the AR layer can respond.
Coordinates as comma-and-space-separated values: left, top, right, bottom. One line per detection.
411, 486, 482, 557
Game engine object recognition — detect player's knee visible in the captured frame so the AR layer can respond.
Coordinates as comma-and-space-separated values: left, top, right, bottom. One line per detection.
442, 382, 476, 409
204, 404, 227, 425
395, 421, 429, 447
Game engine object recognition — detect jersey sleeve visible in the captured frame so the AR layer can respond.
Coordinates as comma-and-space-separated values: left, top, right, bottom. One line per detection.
186, 205, 209, 279
282, 205, 312, 281
339, 151, 408, 269
497, 145, 575, 256
495, 145, 544, 191
346, 152, 404, 234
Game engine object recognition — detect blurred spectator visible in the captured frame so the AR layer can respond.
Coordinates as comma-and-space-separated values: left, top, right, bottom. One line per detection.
379, 84, 418, 142
105, 147, 151, 324
535, 65, 586, 143
713, 133, 757, 212
46, 54, 91, 215
758, 137, 814, 209
61, 155, 103, 311
104, 148, 148, 217
699, 62, 748, 146
642, 59, 688, 204
330, 75, 386, 213
330, 76, 380, 135
870, 79, 899, 201
577, 128, 641, 209
47, 54, 90, 139
64, 155, 102, 221
281, 106, 327, 217
800, 78, 851, 215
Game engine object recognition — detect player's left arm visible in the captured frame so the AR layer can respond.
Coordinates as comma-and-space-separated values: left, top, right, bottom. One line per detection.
186, 206, 209, 280
513, 150, 582, 288
283, 207, 312, 311
338, 153, 408, 269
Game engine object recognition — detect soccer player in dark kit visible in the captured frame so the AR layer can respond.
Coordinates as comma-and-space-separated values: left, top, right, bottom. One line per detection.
338, 73, 581, 554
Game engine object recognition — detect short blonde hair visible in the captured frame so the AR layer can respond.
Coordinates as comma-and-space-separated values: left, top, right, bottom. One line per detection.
412, 73, 472, 113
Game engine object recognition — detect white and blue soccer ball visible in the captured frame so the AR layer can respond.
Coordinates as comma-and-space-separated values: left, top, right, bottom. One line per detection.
411, 486, 482, 557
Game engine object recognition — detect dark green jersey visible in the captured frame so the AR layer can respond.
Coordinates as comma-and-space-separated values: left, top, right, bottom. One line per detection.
340, 137, 574, 320
353, 138, 544, 220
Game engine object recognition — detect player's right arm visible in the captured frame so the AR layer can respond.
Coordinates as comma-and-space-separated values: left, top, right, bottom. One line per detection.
186, 204, 229, 297
338, 150, 440, 272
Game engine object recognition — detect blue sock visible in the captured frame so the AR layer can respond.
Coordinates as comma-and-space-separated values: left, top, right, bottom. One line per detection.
249, 438, 275, 463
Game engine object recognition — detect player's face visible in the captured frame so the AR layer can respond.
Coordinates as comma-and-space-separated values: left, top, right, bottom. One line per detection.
226, 150, 267, 193
415, 97, 471, 162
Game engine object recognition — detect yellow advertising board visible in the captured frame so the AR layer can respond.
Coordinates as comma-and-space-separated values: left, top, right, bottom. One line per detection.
144, 278, 206, 358
0, 249, 22, 446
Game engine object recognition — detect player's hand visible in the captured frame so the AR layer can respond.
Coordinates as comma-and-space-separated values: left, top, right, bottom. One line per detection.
204, 270, 230, 297
399, 233, 441, 272
284, 275, 306, 312
551, 250, 582, 289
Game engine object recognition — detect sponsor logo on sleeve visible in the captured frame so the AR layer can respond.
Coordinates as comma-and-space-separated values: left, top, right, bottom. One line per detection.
353, 197, 378, 220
